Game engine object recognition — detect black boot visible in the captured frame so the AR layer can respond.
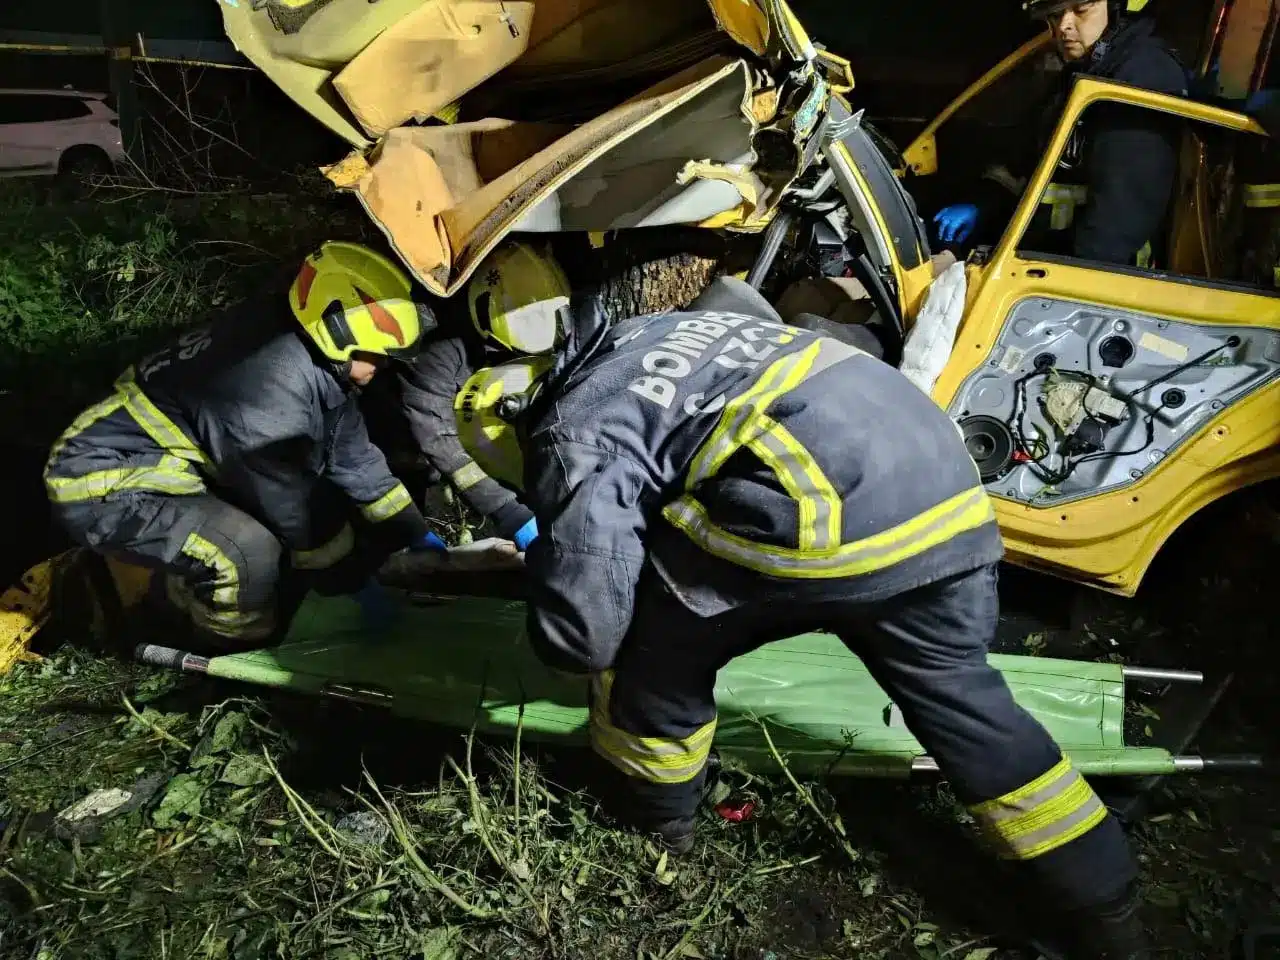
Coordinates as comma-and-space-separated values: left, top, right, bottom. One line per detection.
1063, 884, 1149, 959
650, 817, 696, 855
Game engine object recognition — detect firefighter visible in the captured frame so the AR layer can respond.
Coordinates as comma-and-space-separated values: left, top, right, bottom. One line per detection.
44, 241, 442, 651
1236, 90, 1280, 290
456, 275, 1147, 957
934, 0, 1187, 267
396, 242, 571, 552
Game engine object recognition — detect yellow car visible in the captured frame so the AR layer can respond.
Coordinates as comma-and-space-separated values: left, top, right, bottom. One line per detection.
219, 0, 1280, 599
887, 36, 1280, 597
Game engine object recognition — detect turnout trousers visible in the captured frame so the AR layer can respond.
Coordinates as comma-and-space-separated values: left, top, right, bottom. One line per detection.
589, 562, 1137, 911
53, 492, 284, 649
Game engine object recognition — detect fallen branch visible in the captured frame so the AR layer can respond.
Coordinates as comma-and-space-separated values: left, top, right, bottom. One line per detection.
296, 878, 400, 938
448, 733, 552, 938
752, 854, 822, 877
758, 718, 861, 865
513, 700, 525, 859
261, 749, 342, 861
98, 831, 201, 891
121, 695, 192, 752
0, 864, 44, 909
360, 773, 495, 920
0, 723, 110, 773
661, 874, 753, 960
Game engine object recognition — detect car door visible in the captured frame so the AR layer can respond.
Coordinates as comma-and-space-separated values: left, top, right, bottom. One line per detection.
0, 93, 88, 176
0, 94, 42, 174
900, 33, 1053, 178
930, 77, 1280, 595
821, 97, 935, 331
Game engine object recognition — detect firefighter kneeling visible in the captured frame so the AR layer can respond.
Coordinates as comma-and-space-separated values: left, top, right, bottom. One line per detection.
44, 242, 442, 652
457, 276, 1146, 958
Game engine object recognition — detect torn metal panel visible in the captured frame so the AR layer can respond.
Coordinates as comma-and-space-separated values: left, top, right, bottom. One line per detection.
218, 0, 431, 147
347, 57, 767, 296
216, 0, 741, 148
332, 1, 537, 138
219, 0, 830, 294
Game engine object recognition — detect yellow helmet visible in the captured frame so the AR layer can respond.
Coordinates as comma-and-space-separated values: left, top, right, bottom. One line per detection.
290, 241, 431, 363
454, 356, 554, 490
467, 243, 571, 355
1025, 0, 1148, 18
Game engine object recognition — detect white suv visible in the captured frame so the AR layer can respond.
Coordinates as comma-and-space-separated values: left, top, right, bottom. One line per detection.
0, 89, 126, 179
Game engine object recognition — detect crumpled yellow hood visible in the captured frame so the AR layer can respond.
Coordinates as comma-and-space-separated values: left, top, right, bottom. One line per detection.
217, 0, 852, 296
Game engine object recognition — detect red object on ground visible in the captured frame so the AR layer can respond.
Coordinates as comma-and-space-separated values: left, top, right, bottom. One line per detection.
715, 800, 756, 823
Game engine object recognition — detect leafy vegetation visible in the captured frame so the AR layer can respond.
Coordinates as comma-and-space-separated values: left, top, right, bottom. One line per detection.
0, 179, 370, 442
0, 648, 963, 960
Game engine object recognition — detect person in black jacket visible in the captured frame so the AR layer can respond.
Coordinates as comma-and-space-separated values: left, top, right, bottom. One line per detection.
454, 277, 1148, 959
45, 242, 441, 651
934, 0, 1188, 266
397, 242, 571, 552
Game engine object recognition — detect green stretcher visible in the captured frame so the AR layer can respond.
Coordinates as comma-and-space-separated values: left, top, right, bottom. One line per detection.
134, 588, 1234, 779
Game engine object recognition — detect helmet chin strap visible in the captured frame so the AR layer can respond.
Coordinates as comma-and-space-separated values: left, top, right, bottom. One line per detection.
329, 358, 359, 392
1085, 1, 1125, 63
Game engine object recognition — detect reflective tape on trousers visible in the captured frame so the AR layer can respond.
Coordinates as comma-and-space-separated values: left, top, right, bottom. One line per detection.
968, 756, 1110, 860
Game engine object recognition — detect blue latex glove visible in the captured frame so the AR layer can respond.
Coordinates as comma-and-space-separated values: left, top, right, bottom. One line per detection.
354, 577, 396, 633
410, 530, 448, 553
1245, 88, 1280, 115
512, 516, 539, 552
934, 204, 980, 245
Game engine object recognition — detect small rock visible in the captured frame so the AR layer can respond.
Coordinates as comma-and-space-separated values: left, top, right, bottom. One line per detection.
53, 771, 166, 842
57, 789, 133, 825
335, 810, 390, 848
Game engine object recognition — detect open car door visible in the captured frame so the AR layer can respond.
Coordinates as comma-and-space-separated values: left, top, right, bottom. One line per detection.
218, 0, 853, 297
931, 78, 1280, 594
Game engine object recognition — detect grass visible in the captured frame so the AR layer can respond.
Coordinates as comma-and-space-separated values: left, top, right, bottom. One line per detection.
0, 648, 964, 960
0, 620, 1274, 960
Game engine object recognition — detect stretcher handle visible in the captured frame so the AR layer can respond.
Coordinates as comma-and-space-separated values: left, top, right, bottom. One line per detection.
1121, 666, 1203, 683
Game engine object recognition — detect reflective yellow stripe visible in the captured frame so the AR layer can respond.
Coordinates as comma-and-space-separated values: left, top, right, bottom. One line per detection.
685, 338, 857, 552
670, 337, 992, 578
449, 461, 487, 493
44, 394, 127, 478
588, 672, 716, 784
180, 532, 238, 611
968, 757, 1109, 860
165, 574, 274, 641
291, 523, 355, 571
747, 414, 841, 550
44, 369, 210, 503
1041, 183, 1088, 231
664, 485, 995, 580
689, 340, 819, 486
116, 368, 208, 466
46, 454, 205, 504
1244, 183, 1280, 208
361, 483, 413, 523
170, 534, 273, 641
1135, 241, 1153, 270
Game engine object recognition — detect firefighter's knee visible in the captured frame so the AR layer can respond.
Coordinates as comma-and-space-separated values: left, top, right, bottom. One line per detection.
170, 507, 283, 645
